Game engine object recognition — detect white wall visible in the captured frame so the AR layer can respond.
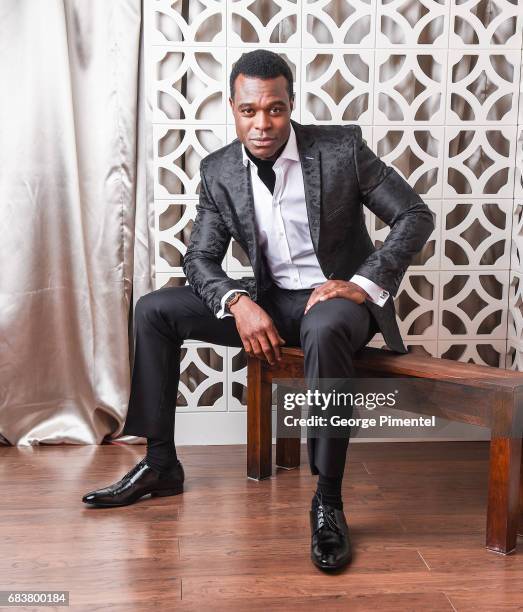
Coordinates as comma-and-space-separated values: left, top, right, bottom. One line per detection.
145, 0, 523, 444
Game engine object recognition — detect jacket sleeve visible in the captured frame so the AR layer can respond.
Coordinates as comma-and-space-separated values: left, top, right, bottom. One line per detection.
182, 161, 250, 317
352, 125, 435, 297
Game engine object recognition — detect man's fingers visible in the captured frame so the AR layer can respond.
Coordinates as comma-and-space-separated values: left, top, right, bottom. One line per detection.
241, 327, 283, 365
304, 288, 319, 312
267, 329, 283, 361
249, 336, 265, 361
242, 337, 254, 357
250, 335, 274, 364
304, 280, 368, 314
321, 290, 365, 304
257, 332, 276, 365
306, 289, 364, 312
304, 295, 323, 313
305, 291, 339, 313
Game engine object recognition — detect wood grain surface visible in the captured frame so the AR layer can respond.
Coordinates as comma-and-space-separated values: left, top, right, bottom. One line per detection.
1, 441, 523, 611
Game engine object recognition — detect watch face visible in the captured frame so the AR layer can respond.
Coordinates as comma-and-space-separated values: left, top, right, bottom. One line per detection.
226, 293, 239, 308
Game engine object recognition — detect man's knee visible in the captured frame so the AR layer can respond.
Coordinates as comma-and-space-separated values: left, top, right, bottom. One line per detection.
134, 285, 193, 326
135, 291, 157, 322
300, 298, 370, 351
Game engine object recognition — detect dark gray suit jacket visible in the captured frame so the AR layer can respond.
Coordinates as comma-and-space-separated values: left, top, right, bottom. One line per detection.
182, 119, 435, 354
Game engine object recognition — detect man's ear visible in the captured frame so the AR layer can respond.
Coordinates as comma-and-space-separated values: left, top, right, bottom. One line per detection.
228, 96, 234, 111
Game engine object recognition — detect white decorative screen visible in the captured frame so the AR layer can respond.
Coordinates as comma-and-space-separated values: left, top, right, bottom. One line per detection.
145, 0, 523, 428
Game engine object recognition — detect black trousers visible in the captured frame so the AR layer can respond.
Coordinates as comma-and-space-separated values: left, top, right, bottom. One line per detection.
121, 284, 378, 478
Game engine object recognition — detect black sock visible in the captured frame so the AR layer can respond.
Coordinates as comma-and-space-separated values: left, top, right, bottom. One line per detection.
146, 437, 178, 472
314, 473, 343, 510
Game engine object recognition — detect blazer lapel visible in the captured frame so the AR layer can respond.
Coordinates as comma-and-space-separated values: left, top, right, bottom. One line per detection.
292, 120, 322, 256
227, 140, 260, 276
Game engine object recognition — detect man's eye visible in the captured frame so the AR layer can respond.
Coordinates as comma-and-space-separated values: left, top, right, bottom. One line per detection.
239, 108, 282, 115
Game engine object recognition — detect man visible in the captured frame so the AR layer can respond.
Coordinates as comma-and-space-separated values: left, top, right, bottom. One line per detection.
82, 50, 434, 572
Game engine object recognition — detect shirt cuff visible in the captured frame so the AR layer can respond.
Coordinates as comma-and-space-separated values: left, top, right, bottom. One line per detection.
350, 274, 389, 307
216, 289, 250, 319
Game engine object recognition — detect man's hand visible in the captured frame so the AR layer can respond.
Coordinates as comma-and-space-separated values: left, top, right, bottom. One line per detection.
304, 280, 369, 315
229, 295, 285, 366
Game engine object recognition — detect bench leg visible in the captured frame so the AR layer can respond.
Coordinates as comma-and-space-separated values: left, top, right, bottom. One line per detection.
486, 435, 522, 554
276, 437, 301, 470
247, 357, 272, 480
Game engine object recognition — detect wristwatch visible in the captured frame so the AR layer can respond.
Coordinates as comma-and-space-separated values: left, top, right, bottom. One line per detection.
224, 291, 245, 314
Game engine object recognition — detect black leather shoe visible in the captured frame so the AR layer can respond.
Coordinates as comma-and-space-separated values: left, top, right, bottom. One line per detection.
82, 458, 184, 507
310, 494, 352, 571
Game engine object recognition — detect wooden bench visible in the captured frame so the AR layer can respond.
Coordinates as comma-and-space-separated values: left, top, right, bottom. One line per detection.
247, 346, 523, 554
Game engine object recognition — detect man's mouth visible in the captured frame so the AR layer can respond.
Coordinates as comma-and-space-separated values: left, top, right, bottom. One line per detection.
252, 138, 275, 147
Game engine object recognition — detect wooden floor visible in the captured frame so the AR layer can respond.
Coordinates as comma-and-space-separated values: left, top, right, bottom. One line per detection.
1, 441, 523, 611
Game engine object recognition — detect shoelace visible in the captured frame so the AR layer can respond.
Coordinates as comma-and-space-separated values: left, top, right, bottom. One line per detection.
314, 493, 342, 535
323, 507, 342, 535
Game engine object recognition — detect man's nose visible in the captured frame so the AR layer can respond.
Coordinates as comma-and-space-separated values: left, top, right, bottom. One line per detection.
254, 111, 271, 131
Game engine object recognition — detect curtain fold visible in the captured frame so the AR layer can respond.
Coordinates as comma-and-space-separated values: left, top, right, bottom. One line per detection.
0, 0, 152, 445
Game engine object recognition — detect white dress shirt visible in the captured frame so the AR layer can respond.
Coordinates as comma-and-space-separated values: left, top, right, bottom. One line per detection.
217, 124, 389, 318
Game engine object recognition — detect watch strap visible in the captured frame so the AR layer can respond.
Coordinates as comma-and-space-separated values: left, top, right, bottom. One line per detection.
225, 291, 243, 313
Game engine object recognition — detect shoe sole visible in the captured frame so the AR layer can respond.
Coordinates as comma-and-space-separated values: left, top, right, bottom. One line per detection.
83, 485, 184, 507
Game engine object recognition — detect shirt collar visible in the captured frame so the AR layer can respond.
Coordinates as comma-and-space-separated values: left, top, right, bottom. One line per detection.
241, 123, 299, 167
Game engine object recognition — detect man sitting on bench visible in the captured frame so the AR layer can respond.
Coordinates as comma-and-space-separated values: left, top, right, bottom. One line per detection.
82, 49, 434, 572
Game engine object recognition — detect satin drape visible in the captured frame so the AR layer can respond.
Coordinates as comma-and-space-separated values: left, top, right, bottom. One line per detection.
0, 0, 152, 445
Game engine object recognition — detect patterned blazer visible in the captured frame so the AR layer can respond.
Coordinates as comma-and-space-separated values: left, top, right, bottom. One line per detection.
183, 119, 434, 354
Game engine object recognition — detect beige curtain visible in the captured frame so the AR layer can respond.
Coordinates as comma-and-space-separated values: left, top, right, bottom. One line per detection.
0, 0, 153, 445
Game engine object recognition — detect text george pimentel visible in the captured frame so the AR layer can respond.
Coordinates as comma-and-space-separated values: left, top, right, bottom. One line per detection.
283, 414, 436, 428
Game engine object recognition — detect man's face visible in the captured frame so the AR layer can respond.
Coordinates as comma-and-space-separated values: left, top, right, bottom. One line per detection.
229, 74, 294, 161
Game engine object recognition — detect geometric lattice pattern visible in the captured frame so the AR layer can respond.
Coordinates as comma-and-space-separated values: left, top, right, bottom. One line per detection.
147, 0, 523, 419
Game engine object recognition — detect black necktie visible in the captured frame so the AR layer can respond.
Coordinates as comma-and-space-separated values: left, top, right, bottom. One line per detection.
245, 147, 276, 195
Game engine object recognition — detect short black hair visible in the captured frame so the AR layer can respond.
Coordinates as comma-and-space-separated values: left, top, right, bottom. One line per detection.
230, 49, 294, 101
